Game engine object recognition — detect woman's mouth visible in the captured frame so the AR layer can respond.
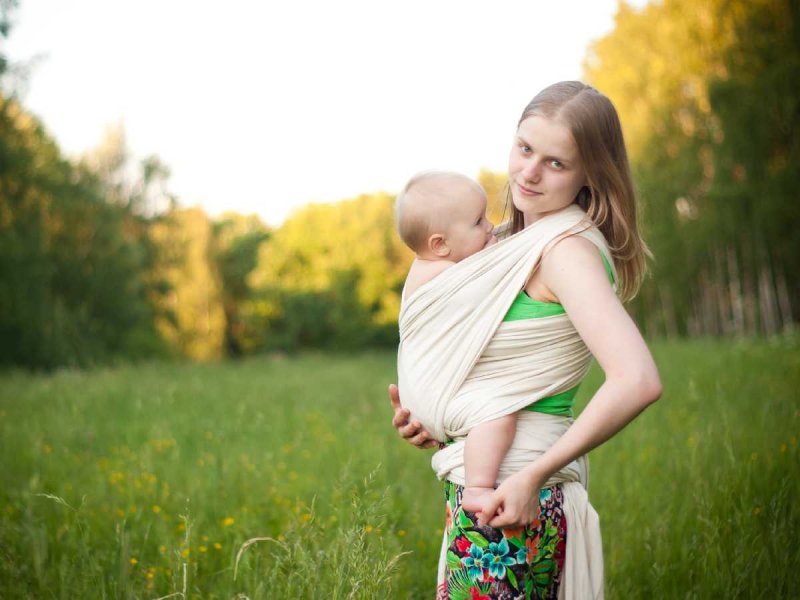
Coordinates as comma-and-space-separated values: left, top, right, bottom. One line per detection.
516, 182, 542, 197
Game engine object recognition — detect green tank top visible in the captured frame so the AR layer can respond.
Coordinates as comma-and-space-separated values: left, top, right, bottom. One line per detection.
503, 251, 615, 417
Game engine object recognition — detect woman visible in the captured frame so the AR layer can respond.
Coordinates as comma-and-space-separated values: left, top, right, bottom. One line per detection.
390, 81, 662, 599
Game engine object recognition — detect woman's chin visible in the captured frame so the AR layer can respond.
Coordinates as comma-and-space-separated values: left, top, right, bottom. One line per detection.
511, 197, 540, 220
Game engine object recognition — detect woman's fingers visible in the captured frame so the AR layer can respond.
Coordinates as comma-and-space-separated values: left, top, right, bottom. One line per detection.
398, 421, 421, 438
486, 505, 520, 528
389, 384, 411, 429
477, 477, 540, 528
388, 383, 436, 449
408, 430, 433, 447
488, 510, 520, 528
388, 384, 402, 411
392, 408, 410, 429
400, 421, 426, 441
397, 417, 436, 448
488, 502, 536, 528
476, 494, 502, 527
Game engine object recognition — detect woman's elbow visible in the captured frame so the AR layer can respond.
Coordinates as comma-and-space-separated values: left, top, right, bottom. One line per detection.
638, 370, 662, 406
615, 367, 661, 407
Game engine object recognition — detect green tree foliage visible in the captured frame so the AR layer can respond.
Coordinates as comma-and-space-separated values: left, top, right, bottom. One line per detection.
5, 0, 795, 370
478, 169, 509, 227
246, 193, 413, 351
0, 0, 18, 76
706, 0, 800, 327
0, 95, 165, 367
585, 0, 799, 336
212, 212, 270, 355
149, 207, 227, 361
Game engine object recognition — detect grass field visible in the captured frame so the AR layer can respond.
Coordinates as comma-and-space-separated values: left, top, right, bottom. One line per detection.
1, 337, 798, 599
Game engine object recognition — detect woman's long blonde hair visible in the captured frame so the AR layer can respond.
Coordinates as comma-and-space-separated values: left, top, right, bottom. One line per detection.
505, 81, 650, 301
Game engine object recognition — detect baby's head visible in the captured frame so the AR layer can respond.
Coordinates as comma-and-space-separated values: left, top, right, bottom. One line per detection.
395, 171, 496, 262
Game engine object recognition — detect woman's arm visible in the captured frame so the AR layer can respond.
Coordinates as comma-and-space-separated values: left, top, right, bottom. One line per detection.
478, 236, 662, 527
389, 384, 439, 449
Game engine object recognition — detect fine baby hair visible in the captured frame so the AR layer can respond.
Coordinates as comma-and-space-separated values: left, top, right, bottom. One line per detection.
395, 171, 484, 254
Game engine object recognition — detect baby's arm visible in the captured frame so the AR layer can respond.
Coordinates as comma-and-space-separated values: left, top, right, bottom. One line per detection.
403, 259, 456, 298
461, 413, 517, 515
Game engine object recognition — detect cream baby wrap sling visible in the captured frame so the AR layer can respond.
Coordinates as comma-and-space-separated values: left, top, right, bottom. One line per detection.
397, 204, 609, 600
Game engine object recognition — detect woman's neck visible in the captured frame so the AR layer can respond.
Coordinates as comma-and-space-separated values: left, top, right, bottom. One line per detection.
522, 210, 553, 228
522, 204, 576, 228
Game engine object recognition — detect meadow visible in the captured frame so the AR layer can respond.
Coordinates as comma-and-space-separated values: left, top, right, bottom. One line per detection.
0, 337, 798, 599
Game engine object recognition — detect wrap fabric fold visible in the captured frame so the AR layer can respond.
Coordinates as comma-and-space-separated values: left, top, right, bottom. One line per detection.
397, 204, 611, 599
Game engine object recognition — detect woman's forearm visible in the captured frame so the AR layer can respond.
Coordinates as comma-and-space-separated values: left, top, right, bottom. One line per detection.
523, 374, 661, 484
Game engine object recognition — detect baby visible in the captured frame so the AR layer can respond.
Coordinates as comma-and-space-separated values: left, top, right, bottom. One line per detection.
395, 171, 515, 514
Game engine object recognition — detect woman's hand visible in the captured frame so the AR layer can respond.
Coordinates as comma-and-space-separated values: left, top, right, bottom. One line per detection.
389, 384, 438, 449
477, 468, 545, 528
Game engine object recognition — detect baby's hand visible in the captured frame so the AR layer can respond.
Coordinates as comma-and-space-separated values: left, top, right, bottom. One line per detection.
461, 486, 495, 515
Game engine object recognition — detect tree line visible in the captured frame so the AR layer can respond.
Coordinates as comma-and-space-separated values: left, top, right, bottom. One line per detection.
1, 0, 797, 369
587, 0, 798, 337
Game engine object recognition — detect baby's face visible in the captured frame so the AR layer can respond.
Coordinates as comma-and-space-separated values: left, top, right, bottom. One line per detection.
443, 187, 496, 262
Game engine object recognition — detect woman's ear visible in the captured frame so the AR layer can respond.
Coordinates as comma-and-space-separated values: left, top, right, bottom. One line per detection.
428, 233, 451, 258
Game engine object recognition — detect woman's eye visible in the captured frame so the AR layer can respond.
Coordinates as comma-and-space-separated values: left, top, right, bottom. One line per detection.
550, 160, 563, 170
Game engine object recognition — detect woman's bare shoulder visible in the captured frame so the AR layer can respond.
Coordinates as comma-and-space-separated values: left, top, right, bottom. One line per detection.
542, 234, 606, 274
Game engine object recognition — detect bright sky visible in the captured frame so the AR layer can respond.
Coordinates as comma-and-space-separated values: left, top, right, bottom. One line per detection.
5, 0, 644, 226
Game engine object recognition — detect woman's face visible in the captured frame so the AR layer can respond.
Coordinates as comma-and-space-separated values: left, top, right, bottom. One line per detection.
508, 115, 587, 226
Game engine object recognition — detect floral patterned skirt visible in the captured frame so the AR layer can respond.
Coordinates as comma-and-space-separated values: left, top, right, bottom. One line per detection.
437, 481, 567, 600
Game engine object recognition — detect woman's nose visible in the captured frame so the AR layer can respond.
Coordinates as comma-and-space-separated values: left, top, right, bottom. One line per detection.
523, 159, 541, 183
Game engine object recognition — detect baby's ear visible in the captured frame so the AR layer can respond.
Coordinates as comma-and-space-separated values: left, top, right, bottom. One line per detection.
428, 233, 451, 258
